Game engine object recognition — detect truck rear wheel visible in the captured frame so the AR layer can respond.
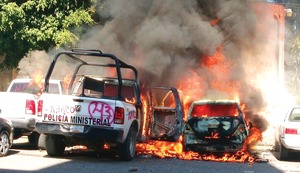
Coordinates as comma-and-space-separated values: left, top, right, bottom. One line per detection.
38, 133, 46, 150
45, 135, 65, 157
119, 127, 137, 161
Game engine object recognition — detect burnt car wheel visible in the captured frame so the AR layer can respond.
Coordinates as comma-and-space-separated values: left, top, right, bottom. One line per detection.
182, 134, 189, 152
45, 134, 66, 157
0, 130, 10, 157
119, 127, 137, 161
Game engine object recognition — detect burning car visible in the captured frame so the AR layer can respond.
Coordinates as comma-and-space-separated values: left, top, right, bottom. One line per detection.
183, 100, 249, 153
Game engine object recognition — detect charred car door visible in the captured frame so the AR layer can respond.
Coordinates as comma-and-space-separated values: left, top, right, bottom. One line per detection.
148, 87, 184, 142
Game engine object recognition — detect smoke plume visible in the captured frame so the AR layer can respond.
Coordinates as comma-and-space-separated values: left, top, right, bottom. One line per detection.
80, 0, 273, 130
19, 0, 285, 133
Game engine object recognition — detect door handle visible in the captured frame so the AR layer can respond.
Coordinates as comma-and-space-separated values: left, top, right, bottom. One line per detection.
73, 99, 84, 102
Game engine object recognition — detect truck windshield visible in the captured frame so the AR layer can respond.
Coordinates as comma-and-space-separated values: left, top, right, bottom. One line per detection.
10, 82, 60, 94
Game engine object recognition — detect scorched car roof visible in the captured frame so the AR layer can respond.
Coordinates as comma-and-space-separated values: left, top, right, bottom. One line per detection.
191, 99, 239, 105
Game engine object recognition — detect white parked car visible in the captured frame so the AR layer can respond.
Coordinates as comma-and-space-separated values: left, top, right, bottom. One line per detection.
275, 106, 300, 160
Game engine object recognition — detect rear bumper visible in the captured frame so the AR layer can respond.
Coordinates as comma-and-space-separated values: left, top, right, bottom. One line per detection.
280, 137, 300, 151
10, 118, 36, 131
36, 122, 124, 143
185, 143, 243, 153
184, 134, 244, 153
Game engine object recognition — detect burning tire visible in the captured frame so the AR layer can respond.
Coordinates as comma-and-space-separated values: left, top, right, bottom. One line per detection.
45, 134, 66, 157
0, 130, 10, 157
119, 127, 137, 161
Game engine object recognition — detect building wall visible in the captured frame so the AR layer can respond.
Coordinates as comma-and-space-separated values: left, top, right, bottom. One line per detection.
0, 69, 17, 91
0, 52, 19, 91
251, 2, 286, 89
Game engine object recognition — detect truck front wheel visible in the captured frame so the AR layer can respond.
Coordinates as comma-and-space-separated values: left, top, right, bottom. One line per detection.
28, 132, 40, 148
119, 127, 137, 161
45, 135, 65, 157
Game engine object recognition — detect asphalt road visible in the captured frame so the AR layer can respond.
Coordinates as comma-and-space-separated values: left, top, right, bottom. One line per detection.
0, 137, 300, 173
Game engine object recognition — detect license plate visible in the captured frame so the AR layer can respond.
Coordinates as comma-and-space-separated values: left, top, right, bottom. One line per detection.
70, 125, 84, 133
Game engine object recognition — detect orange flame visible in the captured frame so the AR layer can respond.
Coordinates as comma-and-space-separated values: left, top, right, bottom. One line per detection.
125, 97, 136, 104
63, 74, 72, 94
210, 18, 221, 26
136, 46, 262, 163
202, 46, 241, 99
141, 95, 149, 137
242, 127, 262, 151
178, 70, 206, 119
205, 132, 220, 139
137, 127, 262, 163
137, 137, 183, 159
29, 70, 45, 97
30, 70, 44, 89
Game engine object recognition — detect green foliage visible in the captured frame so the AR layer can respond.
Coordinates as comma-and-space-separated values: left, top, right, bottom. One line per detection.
0, 0, 96, 69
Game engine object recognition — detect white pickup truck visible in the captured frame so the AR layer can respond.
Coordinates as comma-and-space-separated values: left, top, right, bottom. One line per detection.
35, 49, 184, 161
0, 78, 63, 147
